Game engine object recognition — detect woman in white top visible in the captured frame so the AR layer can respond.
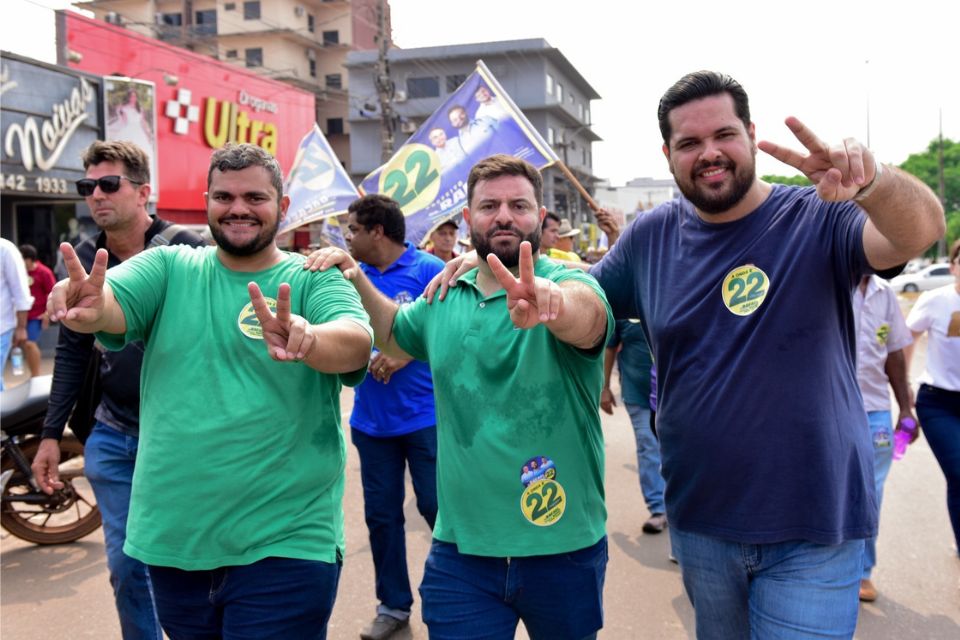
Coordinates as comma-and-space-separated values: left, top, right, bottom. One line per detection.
906, 238, 960, 557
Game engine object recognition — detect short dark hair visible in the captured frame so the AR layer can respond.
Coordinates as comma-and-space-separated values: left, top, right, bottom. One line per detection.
657, 70, 751, 144
348, 194, 406, 245
542, 211, 561, 230
207, 143, 284, 201
19, 244, 38, 261
467, 154, 543, 209
81, 140, 150, 184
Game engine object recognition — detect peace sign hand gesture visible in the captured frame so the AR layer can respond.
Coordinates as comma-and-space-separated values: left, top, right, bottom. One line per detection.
248, 282, 315, 362
47, 242, 110, 325
487, 241, 563, 329
758, 117, 878, 202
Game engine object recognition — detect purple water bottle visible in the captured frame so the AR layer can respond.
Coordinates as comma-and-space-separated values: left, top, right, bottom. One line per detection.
892, 417, 918, 461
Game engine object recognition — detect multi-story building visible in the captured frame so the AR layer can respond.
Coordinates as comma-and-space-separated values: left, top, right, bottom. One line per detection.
594, 176, 679, 225
345, 38, 602, 226
75, 0, 386, 166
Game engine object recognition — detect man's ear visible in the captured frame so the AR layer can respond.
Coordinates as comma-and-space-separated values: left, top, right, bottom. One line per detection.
462, 206, 472, 227
278, 194, 291, 222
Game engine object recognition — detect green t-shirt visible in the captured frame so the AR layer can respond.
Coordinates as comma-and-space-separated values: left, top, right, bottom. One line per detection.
392, 257, 613, 557
98, 245, 371, 570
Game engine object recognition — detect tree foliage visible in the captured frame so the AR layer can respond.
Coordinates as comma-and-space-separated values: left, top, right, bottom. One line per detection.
900, 137, 960, 252
761, 174, 812, 186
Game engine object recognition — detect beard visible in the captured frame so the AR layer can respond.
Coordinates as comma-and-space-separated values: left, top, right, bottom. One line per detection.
676, 158, 755, 215
472, 223, 541, 268
209, 215, 279, 256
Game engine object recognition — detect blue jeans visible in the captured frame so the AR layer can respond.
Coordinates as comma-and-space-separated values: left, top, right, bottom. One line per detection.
419, 537, 607, 640
84, 421, 162, 640
916, 384, 960, 554
625, 404, 665, 514
1, 328, 12, 390
149, 556, 341, 640
352, 426, 438, 617
670, 527, 863, 639
863, 410, 893, 578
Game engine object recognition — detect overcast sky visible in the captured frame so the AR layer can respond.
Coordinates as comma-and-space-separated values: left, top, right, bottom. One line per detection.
6, 0, 957, 185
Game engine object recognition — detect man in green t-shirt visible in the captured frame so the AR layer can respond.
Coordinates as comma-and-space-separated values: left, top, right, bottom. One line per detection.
47, 143, 373, 639
309, 155, 613, 639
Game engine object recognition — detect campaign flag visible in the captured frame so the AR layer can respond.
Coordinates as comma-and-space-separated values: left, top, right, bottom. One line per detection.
360, 60, 560, 246
280, 124, 360, 234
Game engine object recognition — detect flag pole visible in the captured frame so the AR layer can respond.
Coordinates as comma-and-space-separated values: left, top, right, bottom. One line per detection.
555, 160, 600, 214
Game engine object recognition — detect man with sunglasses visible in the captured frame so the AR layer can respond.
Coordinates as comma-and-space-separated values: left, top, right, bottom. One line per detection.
32, 140, 204, 639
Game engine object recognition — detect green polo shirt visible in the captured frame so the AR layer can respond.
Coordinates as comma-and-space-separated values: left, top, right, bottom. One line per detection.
392, 257, 613, 557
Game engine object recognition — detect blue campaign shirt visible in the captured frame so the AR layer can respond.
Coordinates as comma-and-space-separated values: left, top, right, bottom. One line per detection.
351, 243, 444, 437
590, 185, 877, 546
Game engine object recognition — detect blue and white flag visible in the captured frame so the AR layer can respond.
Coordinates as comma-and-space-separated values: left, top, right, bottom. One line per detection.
360, 60, 560, 246
280, 125, 360, 234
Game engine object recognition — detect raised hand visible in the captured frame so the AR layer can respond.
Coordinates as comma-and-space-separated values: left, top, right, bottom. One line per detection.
487, 241, 563, 329
47, 242, 109, 325
758, 117, 877, 202
302, 247, 361, 280
248, 282, 315, 362
594, 207, 620, 245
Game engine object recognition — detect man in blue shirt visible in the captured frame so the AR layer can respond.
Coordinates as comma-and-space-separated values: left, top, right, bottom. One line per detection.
589, 71, 944, 637
344, 194, 444, 640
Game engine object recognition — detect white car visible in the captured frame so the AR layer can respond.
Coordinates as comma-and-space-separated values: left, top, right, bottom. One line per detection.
888, 263, 954, 293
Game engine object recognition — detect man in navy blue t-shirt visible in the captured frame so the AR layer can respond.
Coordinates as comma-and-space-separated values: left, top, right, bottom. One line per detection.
344, 194, 444, 640
589, 71, 944, 637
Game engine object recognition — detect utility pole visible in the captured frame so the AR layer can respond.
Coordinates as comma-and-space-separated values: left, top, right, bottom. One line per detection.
374, 0, 396, 162
937, 108, 947, 258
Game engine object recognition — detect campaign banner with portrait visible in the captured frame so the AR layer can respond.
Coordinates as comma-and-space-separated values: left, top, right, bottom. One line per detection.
280, 124, 360, 234
360, 60, 559, 246
104, 77, 159, 202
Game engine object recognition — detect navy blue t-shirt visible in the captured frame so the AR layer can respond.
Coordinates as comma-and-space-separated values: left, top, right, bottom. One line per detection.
591, 185, 877, 545
351, 243, 444, 437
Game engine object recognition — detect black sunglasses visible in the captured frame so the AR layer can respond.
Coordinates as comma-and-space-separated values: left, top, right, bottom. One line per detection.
75, 175, 143, 196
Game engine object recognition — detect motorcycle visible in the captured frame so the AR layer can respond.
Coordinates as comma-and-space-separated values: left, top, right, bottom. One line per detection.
1, 374, 102, 544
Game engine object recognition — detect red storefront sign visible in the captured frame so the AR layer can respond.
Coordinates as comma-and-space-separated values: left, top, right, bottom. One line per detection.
62, 12, 316, 224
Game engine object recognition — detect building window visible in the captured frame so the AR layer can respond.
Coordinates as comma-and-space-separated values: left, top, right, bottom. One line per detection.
243, 1, 260, 20
556, 83, 563, 102
546, 73, 554, 95
225, 49, 238, 58
547, 127, 555, 145
245, 47, 263, 68
569, 92, 575, 105
161, 12, 182, 25
446, 74, 466, 92
585, 108, 590, 124
309, 59, 316, 78
327, 118, 344, 135
578, 103, 584, 119
325, 73, 342, 90
322, 30, 339, 46
406, 76, 439, 99
308, 14, 315, 33
195, 9, 217, 35
224, 2, 236, 10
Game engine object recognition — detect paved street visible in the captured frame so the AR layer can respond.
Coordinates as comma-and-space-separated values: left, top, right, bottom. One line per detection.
2, 330, 959, 639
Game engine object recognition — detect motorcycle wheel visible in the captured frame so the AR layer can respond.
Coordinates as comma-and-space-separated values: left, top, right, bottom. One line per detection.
1, 436, 102, 544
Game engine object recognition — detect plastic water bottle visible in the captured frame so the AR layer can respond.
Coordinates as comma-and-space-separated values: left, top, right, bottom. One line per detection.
892, 417, 918, 461
10, 347, 24, 376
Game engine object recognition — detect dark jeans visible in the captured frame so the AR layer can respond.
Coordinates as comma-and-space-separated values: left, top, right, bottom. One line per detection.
419, 537, 607, 640
352, 426, 438, 615
149, 556, 341, 640
916, 384, 960, 554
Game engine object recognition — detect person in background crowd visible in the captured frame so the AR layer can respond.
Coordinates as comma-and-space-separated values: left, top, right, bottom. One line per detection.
0, 237, 33, 389
19, 244, 56, 377
852, 270, 915, 601
906, 238, 960, 559
426, 220, 460, 263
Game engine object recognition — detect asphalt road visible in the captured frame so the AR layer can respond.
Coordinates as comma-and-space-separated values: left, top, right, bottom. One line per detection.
2, 331, 958, 639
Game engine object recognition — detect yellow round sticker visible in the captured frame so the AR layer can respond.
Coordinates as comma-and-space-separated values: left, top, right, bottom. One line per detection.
237, 297, 277, 340
520, 479, 566, 527
377, 144, 442, 216
721, 265, 769, 316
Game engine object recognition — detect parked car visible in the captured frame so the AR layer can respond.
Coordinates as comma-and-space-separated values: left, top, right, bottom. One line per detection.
888, 263, 954, 292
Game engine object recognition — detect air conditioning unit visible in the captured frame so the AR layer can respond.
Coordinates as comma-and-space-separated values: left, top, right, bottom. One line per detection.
400, 120, 417, 133
394, 90, 407, 103
294, 6, 305, 17
105, 11, 122, 25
